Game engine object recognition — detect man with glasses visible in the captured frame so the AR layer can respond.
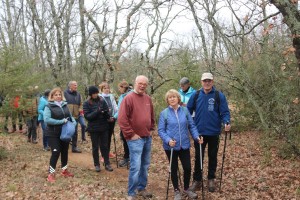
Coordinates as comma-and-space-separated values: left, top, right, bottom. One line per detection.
187, 72, 231, 192
118, 75, 155, 200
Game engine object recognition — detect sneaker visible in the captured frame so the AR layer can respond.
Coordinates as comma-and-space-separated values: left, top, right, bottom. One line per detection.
32, 140, 38, 144
137, 189, 152, 198
61, 169, 74, 177
118, 158, 129, 167
109, 152, 116, 158
189, 180, 201, 192
72, 148, 82, 153
208, 179, 215, 192
174, 190, 182, 200
95, 165, 101, 172
47, 173, 55, 183
183, 189, 197, 199
105, 164, 113, 172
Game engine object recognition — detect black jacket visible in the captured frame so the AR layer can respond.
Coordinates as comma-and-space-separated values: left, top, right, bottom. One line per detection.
83, 96, 110, 133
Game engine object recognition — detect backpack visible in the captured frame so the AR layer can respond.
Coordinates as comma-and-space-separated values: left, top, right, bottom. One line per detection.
163, 106, 190, 126
192, 89, 220, 113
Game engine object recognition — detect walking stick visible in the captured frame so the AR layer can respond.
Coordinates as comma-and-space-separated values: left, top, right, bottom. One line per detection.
199, 138, 204, 200
112, 131, 118, 168
166, 148, 174, 200
219, 130, 229, 191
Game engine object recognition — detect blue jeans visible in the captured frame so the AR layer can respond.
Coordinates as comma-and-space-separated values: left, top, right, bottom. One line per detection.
40, 120, 48, 148
78, 115, 86, 140
127, 136, 152, 196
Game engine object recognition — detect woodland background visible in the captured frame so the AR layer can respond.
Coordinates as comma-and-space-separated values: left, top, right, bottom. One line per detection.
0, 1, 299, 197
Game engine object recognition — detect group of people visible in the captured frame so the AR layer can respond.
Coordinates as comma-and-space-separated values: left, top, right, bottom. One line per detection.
117, 73, 230, 200
2, 72, 231, 200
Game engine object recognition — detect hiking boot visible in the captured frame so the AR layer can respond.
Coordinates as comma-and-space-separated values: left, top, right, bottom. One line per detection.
61, 169, 74, 177
119, 158, 129, 167
174, 190, 182, 200
189, 180, 201, 192
32, 140, 38, 144
109, 152, 116, 158
208, 179, 215, 192
105, 164, 113, 172
47, 173, 55, 183
72, 148, 82, 153
137, 189, 153, 198
95, 165, 101, 172
183, 189, 197, 199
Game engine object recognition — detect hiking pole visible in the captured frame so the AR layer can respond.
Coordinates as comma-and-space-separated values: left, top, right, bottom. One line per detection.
112, 131, 118, 168
199, 137, 204, 200
219, 129, 228, 191
166, 148, 174, 200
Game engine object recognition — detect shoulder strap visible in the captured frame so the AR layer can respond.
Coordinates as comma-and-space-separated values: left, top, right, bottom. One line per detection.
163, 108, 168, 126
215, 90, 220, 106
182, 106, 189, 120
193, 90, 200, 111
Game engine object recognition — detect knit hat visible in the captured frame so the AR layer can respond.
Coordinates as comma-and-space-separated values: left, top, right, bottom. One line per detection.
88, 86, 99, 95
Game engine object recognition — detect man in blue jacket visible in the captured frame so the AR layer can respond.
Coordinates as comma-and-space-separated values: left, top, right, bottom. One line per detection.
187, 72, 231, 192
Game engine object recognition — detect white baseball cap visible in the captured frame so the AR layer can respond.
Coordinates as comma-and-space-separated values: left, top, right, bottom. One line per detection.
201, 72, 213, 81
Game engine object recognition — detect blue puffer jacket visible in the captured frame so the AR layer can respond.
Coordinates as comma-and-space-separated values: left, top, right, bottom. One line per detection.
158, 106, 199, 151
38, 96, 48, 121
187, 87, 230, 135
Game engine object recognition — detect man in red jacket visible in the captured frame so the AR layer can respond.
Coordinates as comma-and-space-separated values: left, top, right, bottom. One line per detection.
118, 75, 155, 200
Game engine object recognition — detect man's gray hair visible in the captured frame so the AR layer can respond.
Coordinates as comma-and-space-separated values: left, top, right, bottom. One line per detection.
68, 81, 77, 88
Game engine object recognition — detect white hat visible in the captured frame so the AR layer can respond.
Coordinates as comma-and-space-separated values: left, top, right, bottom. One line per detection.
201, 72, 213, 80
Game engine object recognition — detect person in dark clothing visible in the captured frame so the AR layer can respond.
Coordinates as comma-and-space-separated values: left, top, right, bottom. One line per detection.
99, 82, 118, 159
83, 86, 113, 172
22, 87, 39, 144
44, 87, 76, 183
64, 81, 82, 153
113, 80, 132, 167
187, 72, 231, 192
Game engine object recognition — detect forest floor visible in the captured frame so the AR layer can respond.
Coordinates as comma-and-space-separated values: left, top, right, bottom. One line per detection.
0, 125, 299, 200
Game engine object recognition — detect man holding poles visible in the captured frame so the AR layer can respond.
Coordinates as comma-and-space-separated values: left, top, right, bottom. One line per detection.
187, 72, 231, 193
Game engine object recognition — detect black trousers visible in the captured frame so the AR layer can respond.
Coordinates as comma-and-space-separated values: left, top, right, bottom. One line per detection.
48, 137, 69, 172
165, 148, 191, 191
193, 135, 219, 181
120, 130, 129, 159
26, 116, 37, 140
90, 130, 110, 166
107, 121, 116, 153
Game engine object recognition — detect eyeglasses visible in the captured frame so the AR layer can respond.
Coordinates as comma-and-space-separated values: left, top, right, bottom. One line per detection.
202, 79, 212, 83
137, 82, 148, 87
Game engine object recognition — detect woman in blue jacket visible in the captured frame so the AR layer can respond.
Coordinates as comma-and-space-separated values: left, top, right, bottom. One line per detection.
158, 89, 202, 200
38, 89, 51, 151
